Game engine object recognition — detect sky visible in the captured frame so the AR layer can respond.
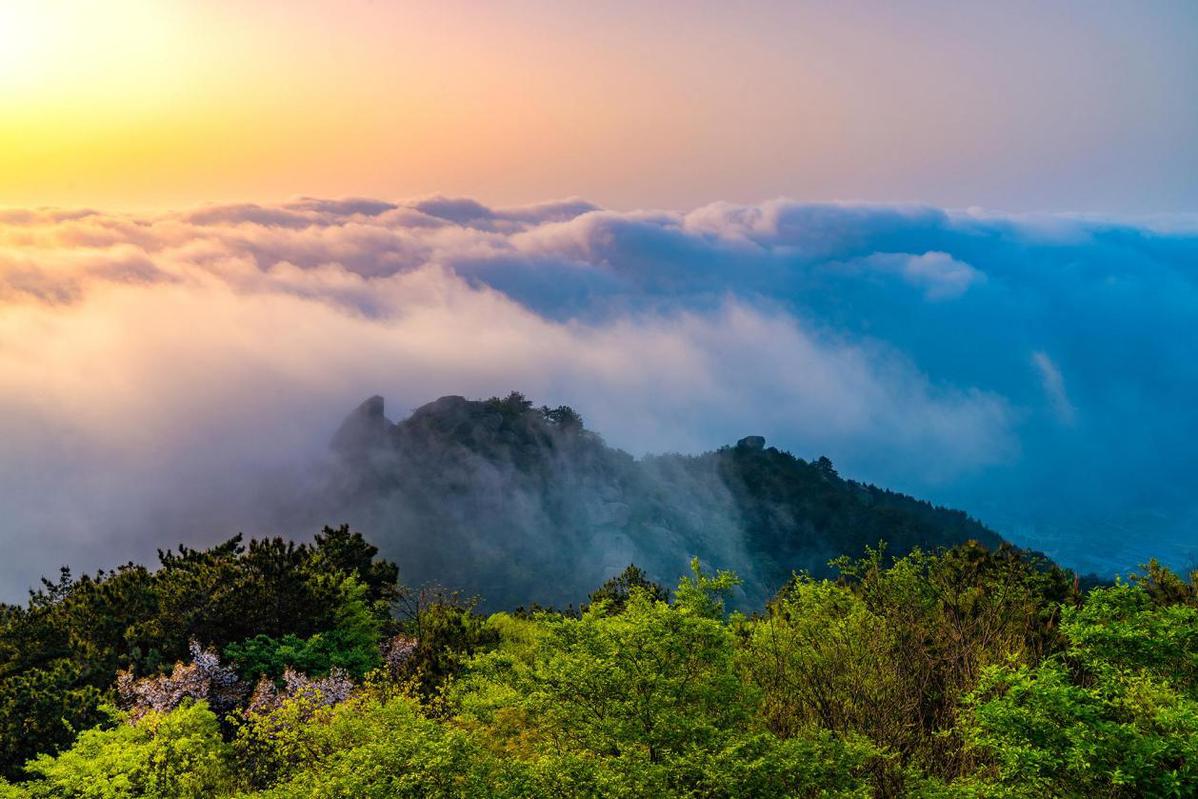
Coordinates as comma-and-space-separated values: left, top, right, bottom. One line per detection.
0, 0, 1196, 212
0, 2, 1196, 597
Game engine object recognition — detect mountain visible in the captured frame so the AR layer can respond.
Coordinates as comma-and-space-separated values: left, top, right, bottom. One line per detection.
323, 392, 1004, 608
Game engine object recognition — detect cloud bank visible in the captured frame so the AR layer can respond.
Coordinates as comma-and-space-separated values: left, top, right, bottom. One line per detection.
1, 196, 1196, 596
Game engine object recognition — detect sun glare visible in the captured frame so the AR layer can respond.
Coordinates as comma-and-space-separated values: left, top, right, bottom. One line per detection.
0, 1, 190, 99
0, 4, 54, 90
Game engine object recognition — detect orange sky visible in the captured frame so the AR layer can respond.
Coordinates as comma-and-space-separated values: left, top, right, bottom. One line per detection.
1, 0, 1195, 212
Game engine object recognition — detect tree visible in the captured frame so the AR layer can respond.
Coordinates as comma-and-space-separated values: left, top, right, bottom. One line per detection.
391, 587, 497, 702
457, 569, 874, 797
0, 526, 400, 776
19, 701, 234, 799
738, 577, 904, 743
828, 542, 1079, 781
586, 564, 668, 613
960, 583, 1198, 797
224, 576, 384, 682
460, 586, 751, 764
540, 405, 583, 432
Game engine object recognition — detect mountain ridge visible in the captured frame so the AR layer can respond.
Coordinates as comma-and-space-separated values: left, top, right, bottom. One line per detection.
323, 392, 1005, 608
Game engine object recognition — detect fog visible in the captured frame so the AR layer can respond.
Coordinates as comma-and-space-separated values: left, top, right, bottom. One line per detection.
1, 197, 1195, 600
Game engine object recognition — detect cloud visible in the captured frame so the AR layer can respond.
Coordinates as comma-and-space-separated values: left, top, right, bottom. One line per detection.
861, 251, 984, 300
1032, 351, 1077, 425
0, 196, 1195, 596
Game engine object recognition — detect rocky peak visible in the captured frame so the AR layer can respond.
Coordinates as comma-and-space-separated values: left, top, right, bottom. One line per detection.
331, 395, 391, 455
736, 435, 766, 451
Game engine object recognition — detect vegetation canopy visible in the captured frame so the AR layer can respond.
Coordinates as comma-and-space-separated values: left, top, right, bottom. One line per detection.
1, 523, 1195, 797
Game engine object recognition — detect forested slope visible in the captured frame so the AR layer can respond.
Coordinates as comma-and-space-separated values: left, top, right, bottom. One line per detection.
325, 392, 1002, 607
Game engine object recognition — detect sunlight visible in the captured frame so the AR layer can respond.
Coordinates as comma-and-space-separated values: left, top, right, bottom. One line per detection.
0, 4, 54, 90
0, 1, 189, 98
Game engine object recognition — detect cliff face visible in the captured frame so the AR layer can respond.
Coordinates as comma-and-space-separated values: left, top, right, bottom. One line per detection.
324, 393, 1003, 609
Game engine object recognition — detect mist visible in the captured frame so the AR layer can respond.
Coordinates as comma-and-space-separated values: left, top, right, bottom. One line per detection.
1, 197, 1196, 600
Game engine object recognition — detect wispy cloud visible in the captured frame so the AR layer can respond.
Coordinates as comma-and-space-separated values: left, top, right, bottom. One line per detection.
1032, 351, 1077, 426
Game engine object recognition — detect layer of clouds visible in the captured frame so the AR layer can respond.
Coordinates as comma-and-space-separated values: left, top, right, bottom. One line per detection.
1, 196, 1196, 597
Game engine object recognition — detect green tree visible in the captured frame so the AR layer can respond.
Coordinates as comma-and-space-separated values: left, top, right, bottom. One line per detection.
19, 701, 234, 799
829, 542, 1079, 781
460, 589, 750, 764
960, 583, 1198, 797
586, 564, 668, 614
391, 587, 497, 702
235, 693, 514, 798
225, 575, 384, 682
0, 526, 400, 776
738, 576, 904, 742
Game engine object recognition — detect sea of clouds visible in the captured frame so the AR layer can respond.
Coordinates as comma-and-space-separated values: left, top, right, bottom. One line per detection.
1, 196, 1195, 597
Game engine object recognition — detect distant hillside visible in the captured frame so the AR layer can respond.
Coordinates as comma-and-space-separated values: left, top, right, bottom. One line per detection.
324, 392, 1003, 608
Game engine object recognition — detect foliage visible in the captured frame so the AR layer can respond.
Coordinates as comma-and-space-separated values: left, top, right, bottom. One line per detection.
958, 583, 1198, 798
235, 693, 512, 798
454, 563, 875, 797
5, 536, 1198, 797
0, 526, 398, 778
826, 541, 1082, 782
459, 586, 750, 764
18, 701, 233, 799
737, 576, 902, 743
585, 564, 669, 613
224, 576, 383, 682
391, 587, 498, 701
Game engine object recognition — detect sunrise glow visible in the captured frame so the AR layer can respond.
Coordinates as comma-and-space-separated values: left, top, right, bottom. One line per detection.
0, 1, 1193, 212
